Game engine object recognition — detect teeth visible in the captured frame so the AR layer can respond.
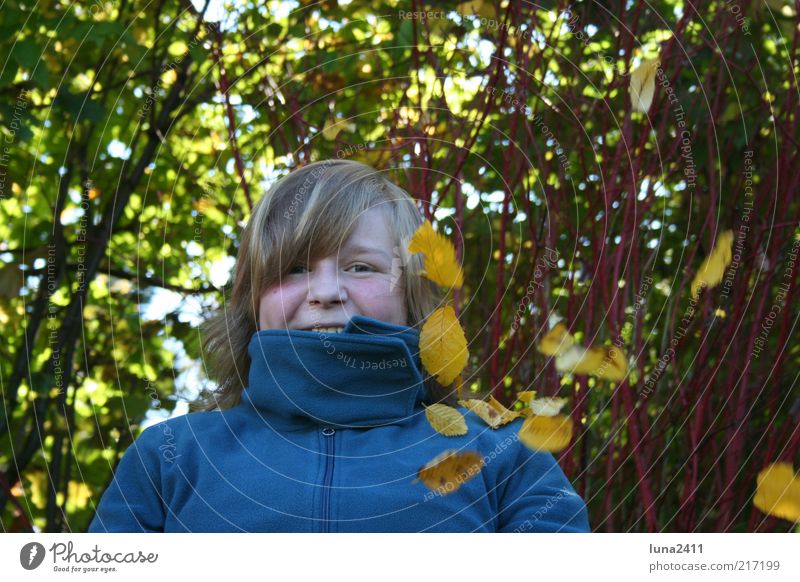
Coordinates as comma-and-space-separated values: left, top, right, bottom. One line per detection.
313, 327, 344, 333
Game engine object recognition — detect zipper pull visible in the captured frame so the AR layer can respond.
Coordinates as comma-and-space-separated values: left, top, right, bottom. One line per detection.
321, 427, 335, 436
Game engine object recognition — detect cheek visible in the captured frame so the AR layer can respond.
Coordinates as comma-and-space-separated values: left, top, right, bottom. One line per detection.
259, 285, 296, 315
353, 277, 406, 306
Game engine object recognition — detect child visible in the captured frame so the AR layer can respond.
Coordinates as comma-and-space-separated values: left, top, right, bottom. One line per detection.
89, 159, 590, 532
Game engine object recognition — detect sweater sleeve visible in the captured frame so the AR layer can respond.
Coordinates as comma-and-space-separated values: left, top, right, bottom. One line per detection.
88, 425, 166, 533
496, 444, 590, 533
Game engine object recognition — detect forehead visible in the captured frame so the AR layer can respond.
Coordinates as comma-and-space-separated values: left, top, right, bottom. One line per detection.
326, 207, 396, 259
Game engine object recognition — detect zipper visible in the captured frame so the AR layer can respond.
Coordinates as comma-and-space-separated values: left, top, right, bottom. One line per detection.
320, 426, 336, 533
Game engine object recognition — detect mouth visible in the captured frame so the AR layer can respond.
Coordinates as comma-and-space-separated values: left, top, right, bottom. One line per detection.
301, 326, 346, 333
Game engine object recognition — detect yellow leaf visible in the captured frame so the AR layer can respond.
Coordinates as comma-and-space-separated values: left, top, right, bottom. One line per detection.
419, 306, 468, 385
691, 230, 734, 299
753, 463, 800, 522
414, 449, 485, 494
537, 322, 574, 356
529, 397, 568, 417
408, 220, 463, 289
515, 390, 537, 406
425, 403, 468, 436
486, 396, 520, 424
555, 345, 628, 382
629, 57, 660, 113
519, 415, 574, 453
459, 398, 518, 429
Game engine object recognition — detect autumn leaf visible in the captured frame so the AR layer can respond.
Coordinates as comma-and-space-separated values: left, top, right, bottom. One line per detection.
414, 449, 485, 494
558, 345, 628, 382
537, 322, 574, 356
515, 390, 537, 406
753, 462, 800, 522
459, 397, 518, 428
425, 403, 468, 436
486, 396, 520, 424
529, 397, 568, 417
691, 230, 734, 300
419, 306, 469, 385
538, 319, 628, 382
629, 57, 660, 113
408, 220, 463, 289
519, 415, 574, 453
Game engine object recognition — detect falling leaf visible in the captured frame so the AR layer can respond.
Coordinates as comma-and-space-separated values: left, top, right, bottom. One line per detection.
486, 396, 520, 423
414, 449, 485, 494
419, 306, 468, 386
529, 397, 568, 417
459, 398, 518, 429
753, 462, 800, 522
629, 57, 660, 113
408, 220, 463, 289
537, 322, 574, 356
691, 230, 734, 299
515, 390, 537, 406
556, 345, 628, 382
425, 403, 468, 436
519, 415, 574, 453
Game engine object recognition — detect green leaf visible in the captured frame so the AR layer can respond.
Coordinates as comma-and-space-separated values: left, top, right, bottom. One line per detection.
54, 91, 107, 123
11, 39, 42, 69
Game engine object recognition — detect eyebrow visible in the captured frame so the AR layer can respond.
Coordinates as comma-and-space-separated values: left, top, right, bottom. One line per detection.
342, 244, 392, 261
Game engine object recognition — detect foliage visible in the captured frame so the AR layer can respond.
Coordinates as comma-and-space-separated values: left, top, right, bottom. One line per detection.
1, 0, 798, 532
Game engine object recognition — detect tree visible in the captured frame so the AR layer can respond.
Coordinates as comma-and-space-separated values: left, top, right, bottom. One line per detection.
1, 0, 798, 532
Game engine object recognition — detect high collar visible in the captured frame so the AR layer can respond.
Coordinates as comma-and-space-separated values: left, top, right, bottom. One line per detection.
241, 315, 427, 430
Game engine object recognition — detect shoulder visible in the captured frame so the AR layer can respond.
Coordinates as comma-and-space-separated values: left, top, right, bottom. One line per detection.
129, 407, 242, 454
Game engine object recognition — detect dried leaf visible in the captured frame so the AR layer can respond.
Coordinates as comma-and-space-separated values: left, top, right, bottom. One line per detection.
425, 403, 468, 436
515, 390, 537, 406
629, 57, 660, 113
529, 397, 568, 417
691, 230, 734, 300
459, 397, 518, 429
415, 449, 485, 494
537, 322, 574, 356
408, 220, 463, 289
486, 396, 520, 425
555, 345, 628, 382
519, 415, 574, 453
419, 306, 469, 386
753, 463, 800, 522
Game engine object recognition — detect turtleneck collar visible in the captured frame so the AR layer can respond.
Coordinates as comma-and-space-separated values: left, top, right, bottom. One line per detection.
241, 315, 427, 430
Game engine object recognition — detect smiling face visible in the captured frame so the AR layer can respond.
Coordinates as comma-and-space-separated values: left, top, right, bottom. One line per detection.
258, 207, 408, 331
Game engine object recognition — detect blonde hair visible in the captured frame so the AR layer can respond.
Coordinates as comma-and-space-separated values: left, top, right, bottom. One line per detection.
194, 159, 454, 411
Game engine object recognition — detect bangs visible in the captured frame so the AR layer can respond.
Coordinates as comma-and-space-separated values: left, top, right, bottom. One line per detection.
260, 161, 394, 285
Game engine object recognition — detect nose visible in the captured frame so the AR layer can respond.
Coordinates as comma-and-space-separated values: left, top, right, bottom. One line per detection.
306, 260, 347, 307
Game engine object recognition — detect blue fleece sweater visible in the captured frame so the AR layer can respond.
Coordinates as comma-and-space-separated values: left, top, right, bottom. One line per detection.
89, 315, 590, 532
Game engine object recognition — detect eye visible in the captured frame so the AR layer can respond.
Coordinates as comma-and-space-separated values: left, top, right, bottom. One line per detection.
288, 264, 308, 275
349, 263, 374, 273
